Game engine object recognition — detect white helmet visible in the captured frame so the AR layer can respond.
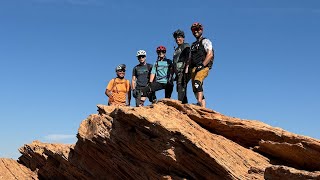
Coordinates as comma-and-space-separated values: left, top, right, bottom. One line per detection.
136, 50, 147, 57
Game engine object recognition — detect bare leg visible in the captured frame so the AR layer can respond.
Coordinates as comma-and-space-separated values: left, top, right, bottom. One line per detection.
201, 98, 206, 108
197, 91, 204, 107
140, 97, 147, 106
195, 92, 206, 107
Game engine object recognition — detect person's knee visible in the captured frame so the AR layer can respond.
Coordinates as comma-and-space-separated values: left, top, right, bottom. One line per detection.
193, 80, 203, 92
141, 85, 151, 95
177, 83, 183, 91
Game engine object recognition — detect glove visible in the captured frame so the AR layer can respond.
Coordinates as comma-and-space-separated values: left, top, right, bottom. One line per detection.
195, 63, 205, 73
132, 89, 138, 98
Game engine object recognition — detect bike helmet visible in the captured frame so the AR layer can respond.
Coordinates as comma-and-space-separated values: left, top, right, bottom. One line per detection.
115, 64, 126, 72
173, 29, 185, 38
156, 46, 166, 52
191, 22, 203, 31
136, 50, 147, 57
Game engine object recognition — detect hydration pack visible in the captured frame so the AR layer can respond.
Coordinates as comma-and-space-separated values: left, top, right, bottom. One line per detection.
191, 38, 214, 69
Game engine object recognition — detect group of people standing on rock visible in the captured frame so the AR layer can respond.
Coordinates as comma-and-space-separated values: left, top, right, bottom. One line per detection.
105, 22, 214, 108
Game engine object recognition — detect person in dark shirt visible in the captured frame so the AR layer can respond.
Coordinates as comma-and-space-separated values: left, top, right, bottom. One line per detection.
132, 50, 153, 107
172, 29, 190, 104
189, 22, 214, 107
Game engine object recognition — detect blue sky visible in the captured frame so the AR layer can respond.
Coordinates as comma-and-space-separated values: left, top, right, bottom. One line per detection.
1, 0, 319, 159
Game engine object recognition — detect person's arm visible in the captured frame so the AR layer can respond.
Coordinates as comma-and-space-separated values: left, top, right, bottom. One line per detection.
149, 74, 155, 83
132, 75, 137, 90
149, 63, 156, 83
169, 61, 174, 84
127, 82, 131, 106
131, 67, 136, 90
202, 39, 214, 66
203, 49, 213, 67
105, 80, 114, 102
105, 89, 112, 97
184, 46, 191, 73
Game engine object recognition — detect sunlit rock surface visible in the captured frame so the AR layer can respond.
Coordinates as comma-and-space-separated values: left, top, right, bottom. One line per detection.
2, 99, 320, 179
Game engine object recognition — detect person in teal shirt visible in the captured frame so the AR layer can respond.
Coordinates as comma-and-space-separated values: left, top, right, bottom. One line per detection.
141, 46, 174, 103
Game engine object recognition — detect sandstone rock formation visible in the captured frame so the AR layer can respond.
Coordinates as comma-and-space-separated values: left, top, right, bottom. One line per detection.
264, 166, 320, 180
0, 158, 38, 179
2, 99, 320, 179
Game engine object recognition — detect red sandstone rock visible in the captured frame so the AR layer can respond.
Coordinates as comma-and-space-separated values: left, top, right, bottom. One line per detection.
160, 99, 320, 171
0, 158, 38, 179
1, 99, 319, 179
264, 165, 320, 179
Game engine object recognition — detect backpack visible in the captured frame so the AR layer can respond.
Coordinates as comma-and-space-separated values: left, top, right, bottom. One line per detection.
110, 78, 130, 93
155, 58, 172, 71
191, 37, 214, 69
155, 58, 173, 81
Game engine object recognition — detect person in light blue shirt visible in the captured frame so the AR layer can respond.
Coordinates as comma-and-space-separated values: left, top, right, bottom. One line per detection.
141, 45, 174, 103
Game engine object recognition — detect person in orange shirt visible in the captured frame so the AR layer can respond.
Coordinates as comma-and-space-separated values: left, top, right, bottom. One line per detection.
105, 64, 131, 106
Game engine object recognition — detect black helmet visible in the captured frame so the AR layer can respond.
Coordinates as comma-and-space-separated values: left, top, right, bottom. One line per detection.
115, 64, 126, 72
173, 29, 185, 38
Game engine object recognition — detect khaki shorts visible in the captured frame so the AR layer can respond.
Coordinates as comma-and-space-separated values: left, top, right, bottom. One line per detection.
191, 67, 209, 92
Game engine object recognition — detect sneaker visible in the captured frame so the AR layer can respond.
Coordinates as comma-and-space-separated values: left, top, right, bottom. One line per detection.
192, 102, 202, 107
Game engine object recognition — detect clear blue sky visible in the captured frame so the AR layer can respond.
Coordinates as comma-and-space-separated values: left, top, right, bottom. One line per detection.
1, 0, 319, 159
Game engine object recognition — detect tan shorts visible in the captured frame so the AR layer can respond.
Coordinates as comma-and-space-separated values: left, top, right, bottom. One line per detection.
191, 67, 209, 92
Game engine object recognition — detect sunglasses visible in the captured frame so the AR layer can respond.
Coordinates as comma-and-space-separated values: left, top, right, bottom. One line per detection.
156, 50, 166, 54
117, 69, 126, 72
191, 27, 202, 32
138, 55, 146, 59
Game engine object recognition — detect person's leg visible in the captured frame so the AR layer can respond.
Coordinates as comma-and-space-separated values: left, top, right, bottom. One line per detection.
135, 89, 141, 107
135, 86, 147, 106
191, 67, 200, 105
144, 82, 162, 103
194, 67, 209, 107
149, 91, 157, 103
176, 73, 185, 102
165, 83, 174, 98
181, 72, 190, 104
193, 93, 205, 106
141, 85, 152, 102
197, 91, 204, 106
181, 86, 188, 104
201, 98, 206, 107
191, 67, 197, 98
140, 96, 147, 106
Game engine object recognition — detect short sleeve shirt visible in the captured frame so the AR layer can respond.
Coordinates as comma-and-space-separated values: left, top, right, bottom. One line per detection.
202, 39, 213, 52
106, 78, 130, 105
151, 59, 172, 84
132, 63, 152, 87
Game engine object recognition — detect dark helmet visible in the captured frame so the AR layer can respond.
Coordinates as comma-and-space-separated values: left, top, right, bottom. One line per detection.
173, 29, 185, 38
191, 22, 203, 31
115, 64, 126, 72
156, 46, 166, 51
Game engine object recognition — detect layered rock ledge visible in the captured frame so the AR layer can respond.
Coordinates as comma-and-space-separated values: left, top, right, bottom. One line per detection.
2, 99, 320, 179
